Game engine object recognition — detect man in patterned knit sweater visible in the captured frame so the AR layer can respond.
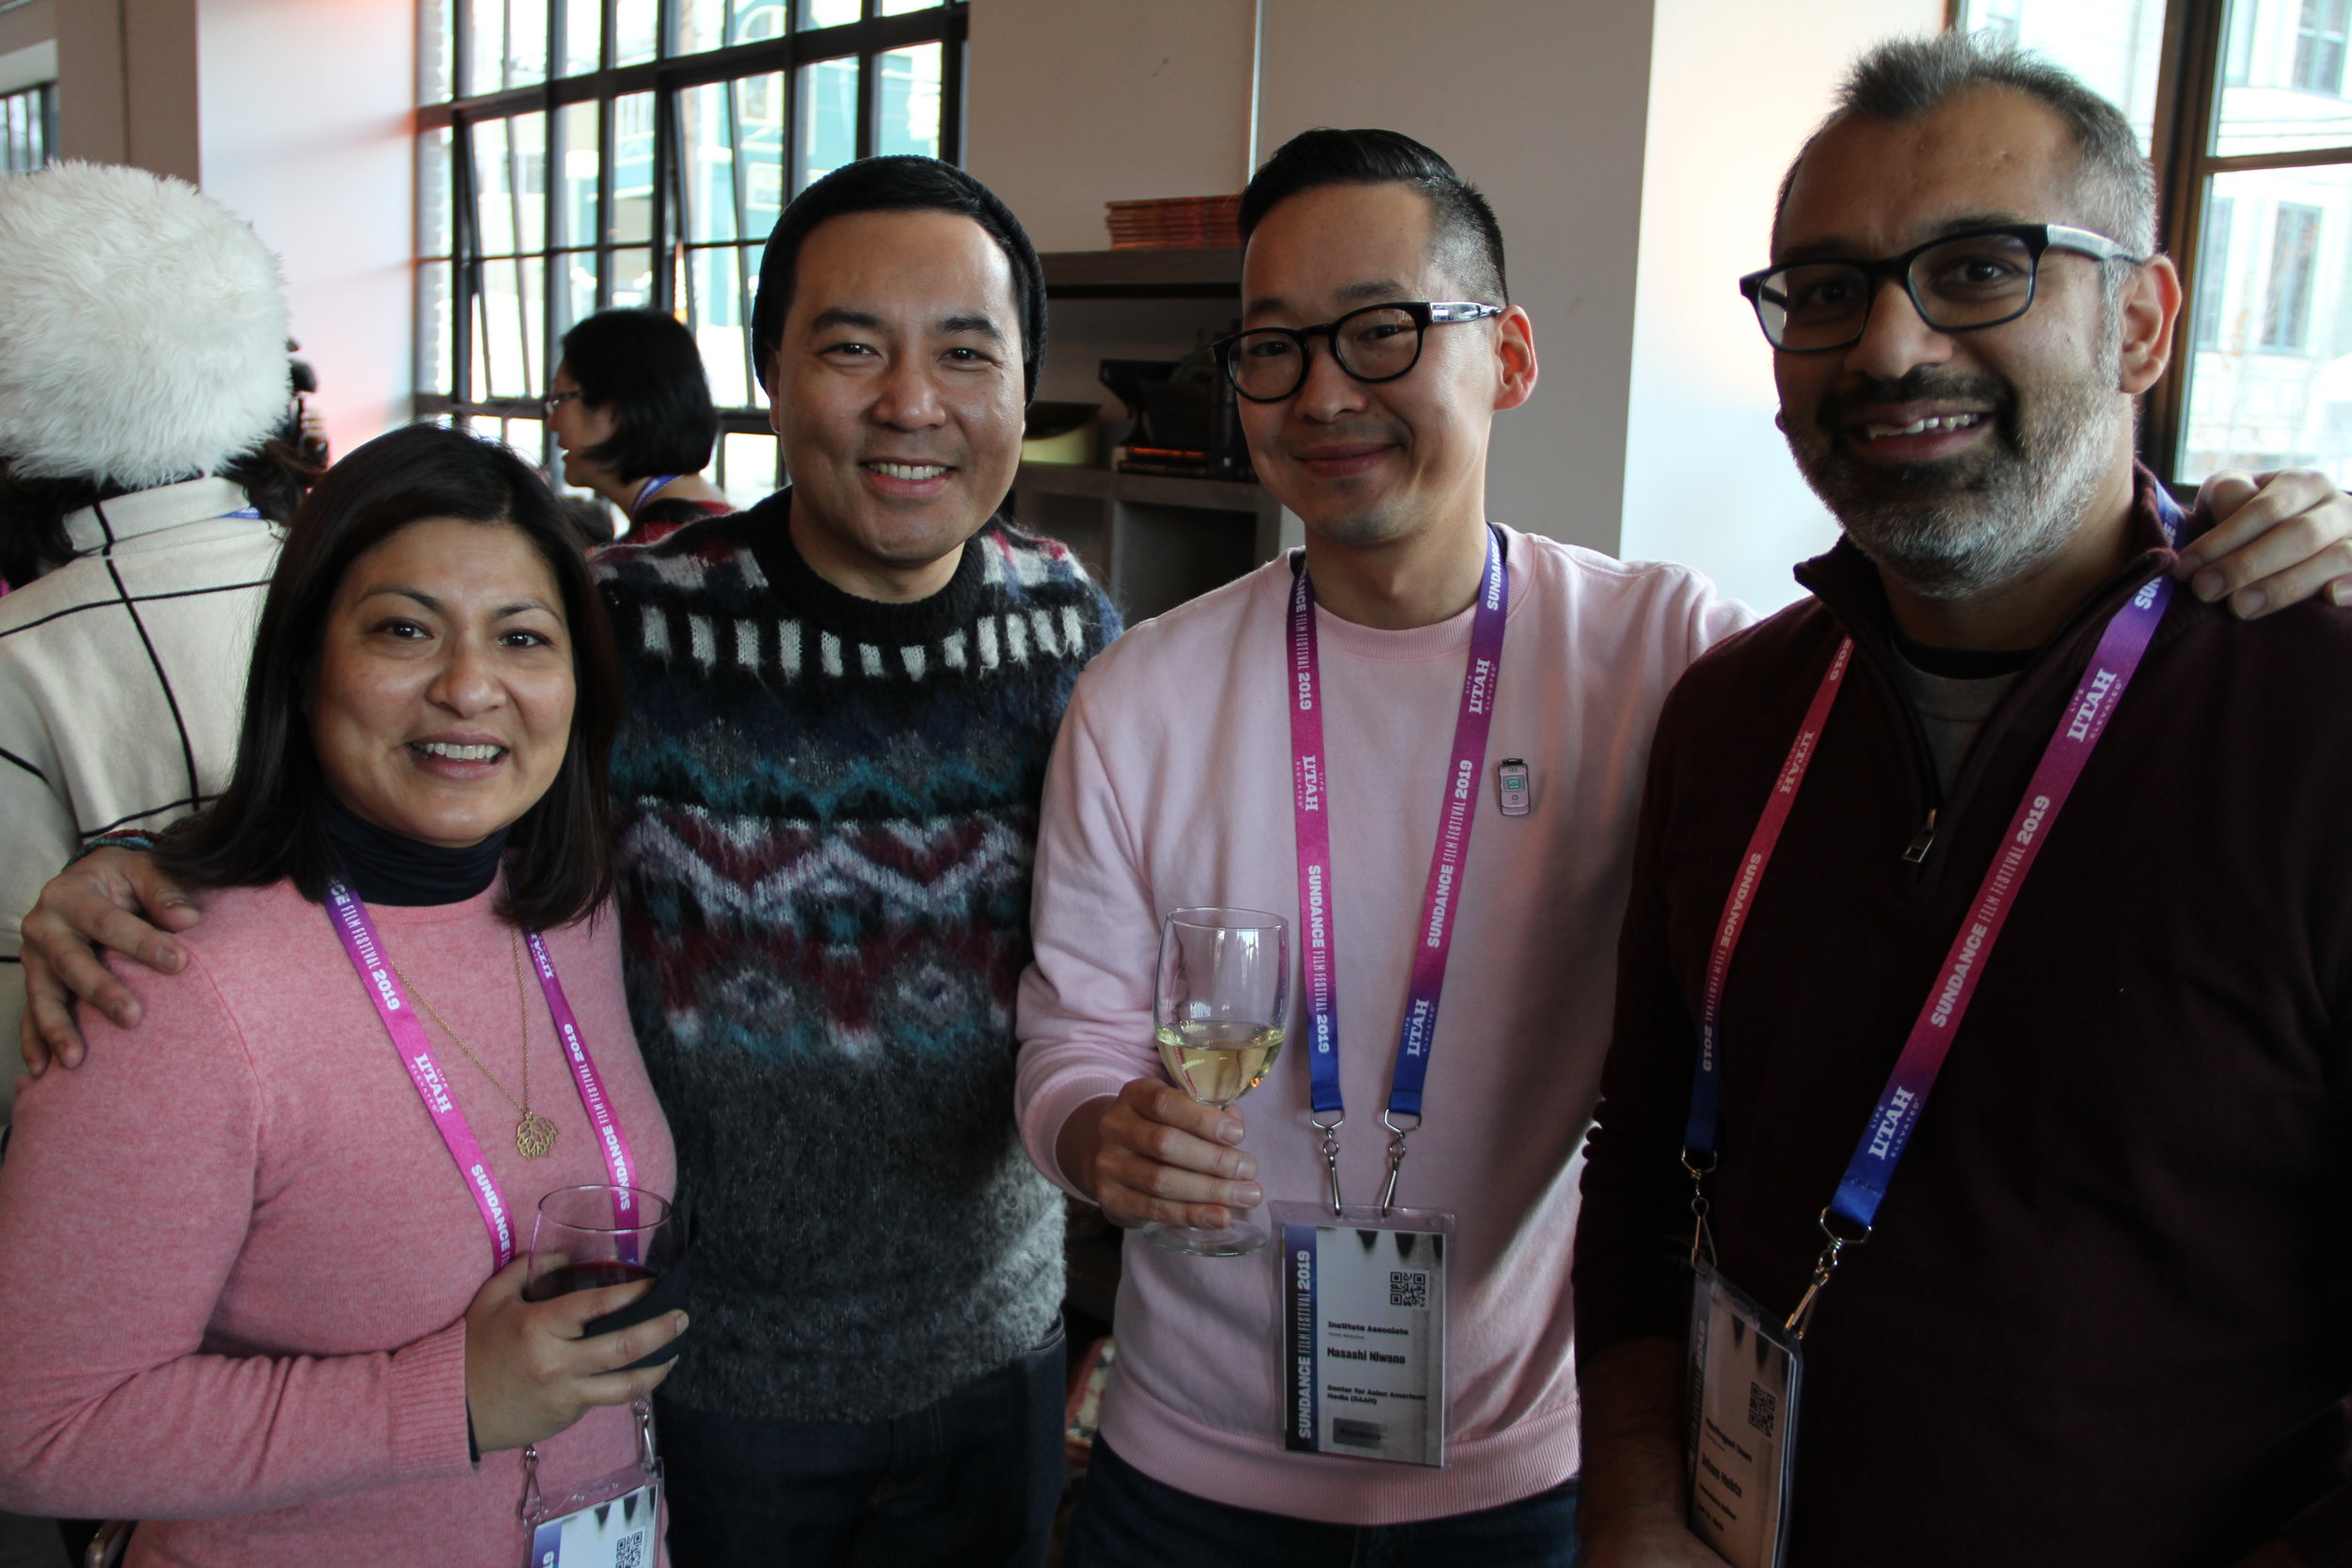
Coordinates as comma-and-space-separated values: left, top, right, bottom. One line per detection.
585, 157, 1121, 1564
16, 158, 1118, 1568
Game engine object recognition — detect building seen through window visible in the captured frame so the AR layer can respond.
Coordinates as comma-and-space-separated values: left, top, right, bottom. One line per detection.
1, 82, 55, 174
417, 0, 963, 519
1955, 0, 2352, 486
2295, 0, 2351, 93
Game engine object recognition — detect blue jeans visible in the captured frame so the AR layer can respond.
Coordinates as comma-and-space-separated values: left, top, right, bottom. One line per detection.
657, 1334, 1066, 1568
1064, 1437, 1581, 1568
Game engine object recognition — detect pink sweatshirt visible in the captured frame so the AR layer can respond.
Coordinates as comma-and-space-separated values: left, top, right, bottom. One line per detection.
1017, 528, 1748, 1524
0, 879, 676, 1568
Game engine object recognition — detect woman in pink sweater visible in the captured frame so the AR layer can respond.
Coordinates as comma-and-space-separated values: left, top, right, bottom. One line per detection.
0, 425, 682, 1567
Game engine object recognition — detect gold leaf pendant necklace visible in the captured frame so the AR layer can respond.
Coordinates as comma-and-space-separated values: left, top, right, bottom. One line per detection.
389, 932, 557, 1160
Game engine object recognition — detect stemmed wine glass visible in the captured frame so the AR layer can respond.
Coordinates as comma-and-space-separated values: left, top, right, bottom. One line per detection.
1145, 907, 1290, 1258
525, 1184, 684, 1369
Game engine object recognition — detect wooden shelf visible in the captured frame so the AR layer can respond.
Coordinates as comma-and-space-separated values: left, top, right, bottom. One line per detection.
1012, 462, 1283, 625
1015, 461, 1266, 513
1041, 246, 1242, 299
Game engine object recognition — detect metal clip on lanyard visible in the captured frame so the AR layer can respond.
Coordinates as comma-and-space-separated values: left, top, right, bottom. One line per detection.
1288, 525, 1510, 1216
1681, 495, 2183, 1339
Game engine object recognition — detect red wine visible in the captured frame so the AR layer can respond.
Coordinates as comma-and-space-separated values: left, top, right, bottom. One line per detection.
525, 1259, 656, 1301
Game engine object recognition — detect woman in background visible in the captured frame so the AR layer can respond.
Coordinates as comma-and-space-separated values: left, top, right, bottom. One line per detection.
546, 309, 736, 545
0, 423, 682, 1567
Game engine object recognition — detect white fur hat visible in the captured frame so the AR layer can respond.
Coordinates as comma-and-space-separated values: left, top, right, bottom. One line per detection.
0, 162, 291, 490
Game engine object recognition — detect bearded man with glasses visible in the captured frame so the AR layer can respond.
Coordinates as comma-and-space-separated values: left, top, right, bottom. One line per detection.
1577, 34, 2352, 1568
1012, 104, 2352, 1566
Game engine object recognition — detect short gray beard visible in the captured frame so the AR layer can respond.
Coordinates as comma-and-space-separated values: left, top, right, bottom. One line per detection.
1789, 328, 2125, 602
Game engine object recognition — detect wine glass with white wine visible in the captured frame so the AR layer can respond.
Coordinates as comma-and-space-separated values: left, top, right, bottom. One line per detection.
1146, 906, 1290, 1257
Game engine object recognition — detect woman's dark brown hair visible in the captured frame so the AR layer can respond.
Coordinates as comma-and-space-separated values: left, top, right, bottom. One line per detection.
158, 423, 624, 930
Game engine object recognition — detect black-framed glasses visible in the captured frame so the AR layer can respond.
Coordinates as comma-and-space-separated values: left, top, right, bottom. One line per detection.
541, 389, 584, 418
1216, 301, 1505, 403
1738, 224, 2147, 353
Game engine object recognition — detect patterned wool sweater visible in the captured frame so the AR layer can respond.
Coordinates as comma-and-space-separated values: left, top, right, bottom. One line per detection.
594, 492, 1120, 1422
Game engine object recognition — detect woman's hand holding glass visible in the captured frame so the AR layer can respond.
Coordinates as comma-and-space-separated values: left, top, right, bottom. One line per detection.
461, 1256, 685, 1453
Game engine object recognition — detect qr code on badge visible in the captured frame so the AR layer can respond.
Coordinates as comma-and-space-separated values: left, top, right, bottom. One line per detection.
615, 1529, 646, 1568
1748, 1381, 1778, 1438
1390, 1270, 1429, 1309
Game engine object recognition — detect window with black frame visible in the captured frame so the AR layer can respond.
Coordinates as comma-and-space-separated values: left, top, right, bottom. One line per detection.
1, 81, 55, 174
1949, 0, 2352, 488
416, 0, 964, 510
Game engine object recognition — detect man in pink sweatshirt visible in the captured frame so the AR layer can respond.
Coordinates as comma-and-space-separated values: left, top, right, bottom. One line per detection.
1016, 126, 1739, 1565
1012, 128, 2352, 1565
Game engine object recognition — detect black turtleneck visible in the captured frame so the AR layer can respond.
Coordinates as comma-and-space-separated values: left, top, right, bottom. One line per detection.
319, 792, 507, 906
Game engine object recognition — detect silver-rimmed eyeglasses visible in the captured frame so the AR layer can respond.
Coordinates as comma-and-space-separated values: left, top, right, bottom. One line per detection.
541, 389, 584, 418
1216, 301, 1504, 403
1738, 224, 2147, 354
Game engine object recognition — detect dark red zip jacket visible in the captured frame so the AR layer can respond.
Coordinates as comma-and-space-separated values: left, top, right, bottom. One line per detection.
1576, 470, 2352, 1567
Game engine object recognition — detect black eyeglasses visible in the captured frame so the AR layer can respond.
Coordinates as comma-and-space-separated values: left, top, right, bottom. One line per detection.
541, 389, 584, 418
1739, 224, 2147, 353
1215, 301, 1504, 403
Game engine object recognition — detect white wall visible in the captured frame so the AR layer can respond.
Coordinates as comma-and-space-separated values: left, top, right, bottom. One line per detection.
1617, 0, 1943, 611
196, 0, 416, 459
56, 0, 200, 182
43, 0, 413, 462
969, 0, 1658, 554
966, 0, 1257, 253
0, 0, 56, 69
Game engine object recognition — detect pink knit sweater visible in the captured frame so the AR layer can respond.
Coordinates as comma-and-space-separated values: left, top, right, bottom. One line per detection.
0, 879, 676, 1568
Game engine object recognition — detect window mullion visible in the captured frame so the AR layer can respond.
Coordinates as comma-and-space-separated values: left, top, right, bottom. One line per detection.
656, 84, 679, 314
453, 0, 474, 108
941, 30, 963, 164
596, 90, 613, 312
855, 42, 877, 161
727, 77, 751, 250
2147, 0, 2233, 482
451, 117, 476, 411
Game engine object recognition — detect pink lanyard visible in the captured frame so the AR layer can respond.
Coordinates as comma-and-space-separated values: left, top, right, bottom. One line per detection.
325, 882, 641, 1269
1289, 524, 1509, 1212
1685, 496, 2182, 1289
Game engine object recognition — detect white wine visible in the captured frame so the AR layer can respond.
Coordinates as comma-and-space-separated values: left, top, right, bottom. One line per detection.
1156, 1021, 1285, 1106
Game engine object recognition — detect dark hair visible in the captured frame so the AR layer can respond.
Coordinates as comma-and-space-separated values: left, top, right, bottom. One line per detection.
1777, 34, 2157, 256
558, 309, 721, 482
557, 495, 618, 551
0, 415, 321, 590
157, 423, 623, 931
750, 155, 1047, 402
1240, 128, 1510, 305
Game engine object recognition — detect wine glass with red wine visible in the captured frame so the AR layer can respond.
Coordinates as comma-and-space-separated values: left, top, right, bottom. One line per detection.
524, 1184, 677, 1301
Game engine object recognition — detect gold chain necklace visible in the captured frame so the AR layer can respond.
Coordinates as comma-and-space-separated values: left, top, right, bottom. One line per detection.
388, 931, 559, 1160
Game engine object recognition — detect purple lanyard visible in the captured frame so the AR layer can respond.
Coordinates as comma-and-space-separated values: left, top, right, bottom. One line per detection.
1685, 497, 2183, 1243
325, 882, 642, 1269
1288, 523, 1509, 1212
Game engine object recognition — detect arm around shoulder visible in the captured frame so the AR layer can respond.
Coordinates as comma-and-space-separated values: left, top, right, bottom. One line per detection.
0, 760, 83, 1059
